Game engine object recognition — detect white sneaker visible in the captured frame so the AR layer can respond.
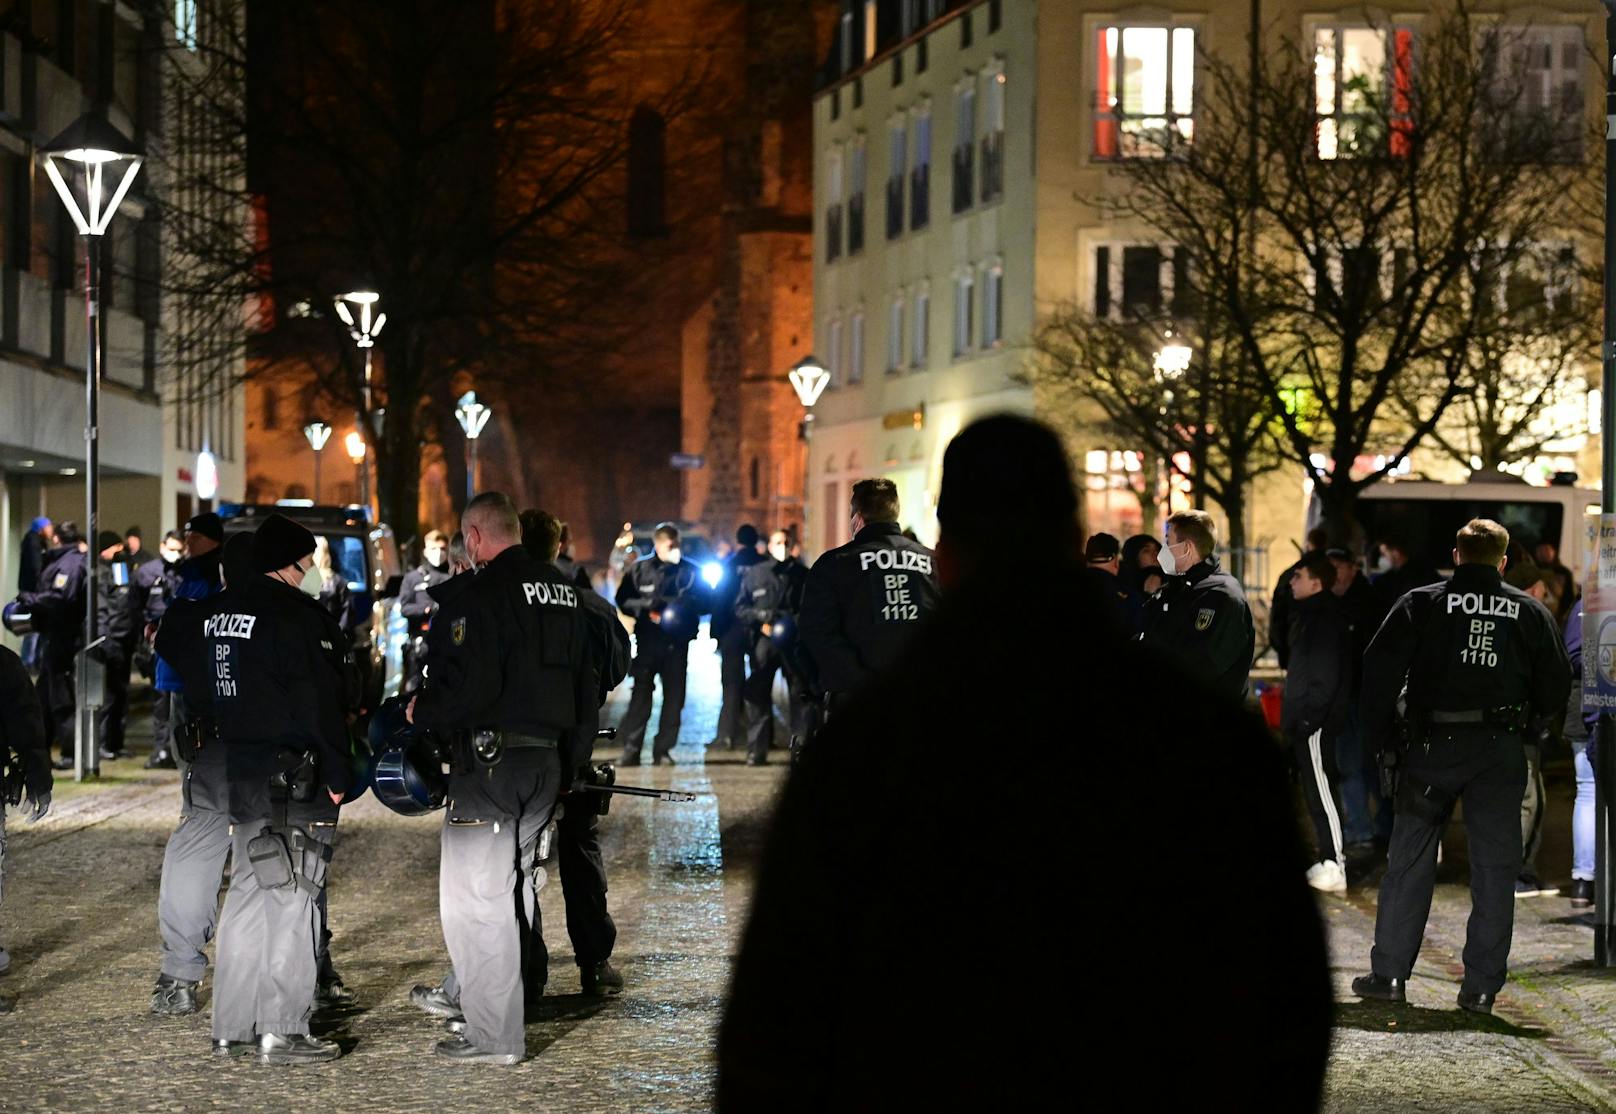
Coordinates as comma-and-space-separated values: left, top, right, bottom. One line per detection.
1306, 859, 1348, 894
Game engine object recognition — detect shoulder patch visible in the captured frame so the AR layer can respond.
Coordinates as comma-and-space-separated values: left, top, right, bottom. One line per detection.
451, 616, 467, 646
53, 572, 68, 589
1195, 607, 1215, 632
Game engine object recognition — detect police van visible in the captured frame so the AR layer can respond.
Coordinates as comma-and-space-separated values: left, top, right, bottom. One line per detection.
217, 501, 408, 709
1340, 475, 1600, 577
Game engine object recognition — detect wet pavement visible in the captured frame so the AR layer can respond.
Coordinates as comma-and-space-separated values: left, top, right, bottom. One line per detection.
0, 635, 785, 1112
8, 639, 1616, 1110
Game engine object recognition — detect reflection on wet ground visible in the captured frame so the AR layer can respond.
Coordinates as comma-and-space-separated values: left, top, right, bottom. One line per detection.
0, 634, 785, 1111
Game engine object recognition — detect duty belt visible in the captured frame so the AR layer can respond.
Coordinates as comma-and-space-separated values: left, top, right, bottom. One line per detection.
457, 729, 559, 750
1423, 704, 1529, 731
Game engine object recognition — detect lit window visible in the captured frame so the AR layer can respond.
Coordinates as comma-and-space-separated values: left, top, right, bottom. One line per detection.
850, 310, 866, 384
1313, 27, 1414, 160
1093, 26, 1195, 159
953, 273, 974, 355
887, 295, 905, 372
175, 0, 198, 50
980, 66, 1006, 202
913, 286, 930, 367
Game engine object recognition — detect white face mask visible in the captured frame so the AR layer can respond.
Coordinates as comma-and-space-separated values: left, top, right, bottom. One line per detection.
1159, 541, 1184, 576
769, 542, 789, 562
424, 547, 445, 567
665, 547, 682, 565
162, 547, 182, 564
286, 562, 322, 597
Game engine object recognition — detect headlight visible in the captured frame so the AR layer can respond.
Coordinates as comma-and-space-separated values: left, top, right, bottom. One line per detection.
701, 561, 723, 588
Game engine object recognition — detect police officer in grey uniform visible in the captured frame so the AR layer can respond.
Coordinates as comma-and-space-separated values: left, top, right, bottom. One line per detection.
148, 532, 252, 1016
206, 514, 353, 1063
410, 493, 596, 1065
1352, 518, 1570, 1014
798, 479, 941, 711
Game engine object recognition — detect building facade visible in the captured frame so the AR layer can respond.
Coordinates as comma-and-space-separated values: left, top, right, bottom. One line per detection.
809, 0, 1600, 566
0, 0, 246, 604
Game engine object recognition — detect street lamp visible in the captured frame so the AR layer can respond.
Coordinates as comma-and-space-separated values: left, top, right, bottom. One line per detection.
41, 113, 142, 782
334, 290, 384, 512
1152, 334, 1193, 380
788, 355, 829, 550
303, 420, 333, 502
455, 391, 492, 505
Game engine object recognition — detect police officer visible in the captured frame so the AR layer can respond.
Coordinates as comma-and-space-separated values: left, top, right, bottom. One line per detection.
1352, 518, 1570, 1015
136, 531, 186, 768
399, 529, 451, 690
1, 640, 52, 1012
614, 522, 705, 766
410, 493, 596, 1065
738, 529, 810, 765
1137, 509, 1255, 704
206, 514, 352, 1063
797, 479, 940, 711
92, 531, 138, 761
148, 532, 254, 1017
16, 521, 87, 771
711, 524, 765, 750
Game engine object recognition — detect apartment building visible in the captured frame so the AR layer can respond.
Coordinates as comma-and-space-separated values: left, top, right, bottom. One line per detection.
0, 0, 245, 599
811, 0, 1599, 558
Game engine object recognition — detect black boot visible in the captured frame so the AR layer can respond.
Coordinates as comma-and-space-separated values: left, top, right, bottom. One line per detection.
580, 960, 624, 997
1350, 974, 1407, 1003
151, 974, 200, 1016
1457, 989, 1496, 1015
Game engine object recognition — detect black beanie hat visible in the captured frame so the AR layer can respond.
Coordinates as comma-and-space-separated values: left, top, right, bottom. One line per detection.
251, 513, 316, 574
185, 512, 224, 544
96, 530, 123, 553
736, 523, 760, 547
222, 531, 256, 587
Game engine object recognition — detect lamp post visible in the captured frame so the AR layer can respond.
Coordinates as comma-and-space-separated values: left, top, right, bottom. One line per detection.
41, 113, 142, 782
1595, 0, 1616, 966
334, 290, 384, 514
303, 420, 332, 502
344, 430, 367, 506
455, 391, 492, 505
788, 355, 829, 550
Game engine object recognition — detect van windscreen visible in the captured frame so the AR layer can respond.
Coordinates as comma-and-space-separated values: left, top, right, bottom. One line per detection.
1356, 498, 1564, 571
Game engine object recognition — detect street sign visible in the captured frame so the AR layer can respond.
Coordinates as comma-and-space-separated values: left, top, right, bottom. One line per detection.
1584, 514, 1616, 716
670, 453, 705, 470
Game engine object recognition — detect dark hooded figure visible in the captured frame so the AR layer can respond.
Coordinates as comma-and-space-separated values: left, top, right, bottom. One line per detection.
718, 415, 1330, 1112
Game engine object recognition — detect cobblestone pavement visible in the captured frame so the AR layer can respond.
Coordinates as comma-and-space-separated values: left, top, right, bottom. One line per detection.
0, 635, 783, 1113
9, 642, 1616, 1111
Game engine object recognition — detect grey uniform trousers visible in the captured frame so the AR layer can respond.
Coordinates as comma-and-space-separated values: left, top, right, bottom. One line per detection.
156, 749, 232, 982
440, 749, 560, 1058
1371, 728, 1526, 996
211, 801, 336, 1043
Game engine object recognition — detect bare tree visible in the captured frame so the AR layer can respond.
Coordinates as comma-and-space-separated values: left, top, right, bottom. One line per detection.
1076, 4, 1596, 538
150, 0, 703, 536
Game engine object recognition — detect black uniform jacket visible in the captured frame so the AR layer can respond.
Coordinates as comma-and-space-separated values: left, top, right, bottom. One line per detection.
718, 560, 1330, 1111
797, 523, 941, 696
736, 558, 808, 636
1281, 594, 1352, 738
399, 559, 451, 634
19, 544, 87, 659
137, 557, 182, 625
566, 574, 631, 773
0, 643, 51, 799
196, 575, 353, 800
1081, 565, 1141, 631
1138, 556, 1255, 704
615, 555, 705, 643
1360, 563, 1571, 757
96, 559, 140, 653
710, 547, 766, 641
414, 546, 592, 739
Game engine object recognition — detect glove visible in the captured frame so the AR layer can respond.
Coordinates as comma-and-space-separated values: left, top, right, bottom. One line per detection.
27, 790, 50, 824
